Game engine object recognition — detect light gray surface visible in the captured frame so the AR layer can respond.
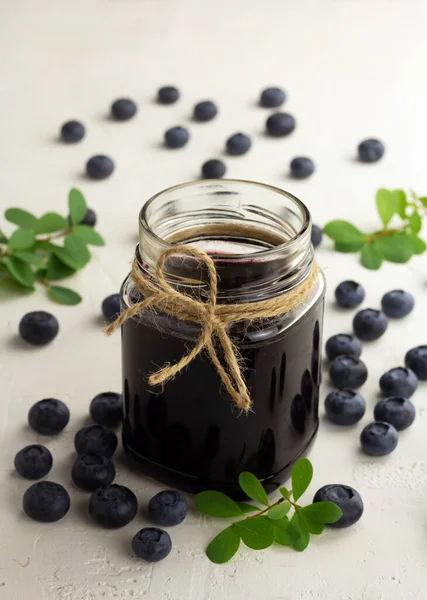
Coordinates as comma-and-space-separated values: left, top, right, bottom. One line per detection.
1, 1, 426, 598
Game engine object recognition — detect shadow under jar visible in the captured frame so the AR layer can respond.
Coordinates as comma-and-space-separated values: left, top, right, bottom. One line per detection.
121, 179, 325, 498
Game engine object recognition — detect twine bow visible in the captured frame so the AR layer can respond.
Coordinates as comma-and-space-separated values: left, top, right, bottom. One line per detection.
105, 245, 319, 412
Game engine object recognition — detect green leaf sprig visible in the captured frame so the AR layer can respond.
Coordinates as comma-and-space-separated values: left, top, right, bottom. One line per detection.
323, 189, 427, 270
195, 458, 342, 564
0, 189, 104, 305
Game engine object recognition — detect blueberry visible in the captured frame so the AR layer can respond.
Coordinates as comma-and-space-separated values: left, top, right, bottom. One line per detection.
90, 392, 123, 428
325, 334, 362, 360
374, 397, 415, 431
86, 155, 115, 180
164, 126, 189, 149
329, 355, 368, 390
358, 138, 385, 163
353, 309, 388, 341
313, 484, 363, 528
23, 481, 70, 522
193, 100, 218, 122
19, 311, 59, 346
335, 281, 365, 309
148, 490, 188, 526
28, 398, 70, 435
111, 98, 137, 121
226, 133, 252, 156
14, 445, 53, 479
405, 345, 427, 380
89, 484, 137, 528
260, 87, 286, 108
102, 294, 120, 324
266, 112, 295, 137
157, 86, 180, 105
324, 390, 366, 426
72, 454, 115, 491
60, 120, 85, 143
360, 421, 398, 456
74, 425, 118, 458
132, 527, 172, 562
202, 159, 226, 179
80, 208, 97, 227
311, 224, 323, 248
381, 290, 414, 318
379, 367, 418, 398
290, 157, 315, 179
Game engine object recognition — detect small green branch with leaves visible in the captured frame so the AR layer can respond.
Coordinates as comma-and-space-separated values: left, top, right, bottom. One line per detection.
195, 458, 342, 564
0, 189, 104, 305
323, 189, 427, 269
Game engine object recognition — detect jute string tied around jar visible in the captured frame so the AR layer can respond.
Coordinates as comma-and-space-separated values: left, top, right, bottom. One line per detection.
105, 244, 319, 412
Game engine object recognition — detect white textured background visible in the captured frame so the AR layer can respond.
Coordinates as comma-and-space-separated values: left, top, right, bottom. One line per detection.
1, 1, 427, 598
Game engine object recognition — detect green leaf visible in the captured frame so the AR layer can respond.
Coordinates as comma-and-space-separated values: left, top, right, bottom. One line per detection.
48, 285, 82, 305
63, 233, 91, 267
299, 511, 325, 535
393, 190, 407, 218
323, 221, 365, 246
405, 234, 427, 255
418, 196, 427, 208
291, 457, 313, 502
236, 502, 259, 514
68, 188, 88, 225
0, 231, 8, 244
8, 228, 36, 251
408, 210, 422, 234
206, 526, 240, 564
376, 189, 397, 226
5, 208, 38, 230
376, 233, 413, 264
279, 487, 291, 500
73, 225, 105, 247
293, 530, 310, 552
291, 511, 310, 552
5, 256, 35, 288
268, 502, 291, 520
36, 212, 68, 234
195, 490, 244, 518
46, 253, 77, 280
302, 502, 343, 524
233, 517, 274, 550
271, 517, 300, 546
51, 245, 82, 270
361, 241, 383, 270
238, 472, 269, 507
12, 251, 45, 267
334, 239, 365, 253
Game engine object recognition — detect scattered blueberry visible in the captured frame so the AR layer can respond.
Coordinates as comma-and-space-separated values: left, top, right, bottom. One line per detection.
111, 98, 137, 121
132, 527, 172, 562
374, 397, 416, 431
290, 157, 315, 179
102, 294, 120, 324
329, 355, 368, 390
164, 126, 189, 149
19, 311, 59, 346
226, 133, 252, 156
266, 112, 295, 136
60, 120, 85, 143
72, 454, 115, 491
90, 392, 123, 428
148, 490, 188, 526
335, 281, 365, 309
381, 290, 414, 318
202, 159, 226, 179
86, 155, 115, 180
379, 367, 418, 398
14, 445, 53, 479
325, 334, 362, 360
360, 422, 398, 456
80, 208, 97, 227
89, 484, 138, 528
28, 399, 70, 435
313, 484, 363, 528
358, 138, 385, 163
74, 425, 118, 458
311, 224, 323, 248
193, 100, 218, 122
260, 87, 286, 108
324, 390, 365, 425
405, 345, 427, 380
353, 309, 388, 341
157, 86, 180, 104
23, 481, 70, 522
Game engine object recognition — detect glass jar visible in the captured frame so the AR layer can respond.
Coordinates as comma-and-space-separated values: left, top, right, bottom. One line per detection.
121, 179, 325, 497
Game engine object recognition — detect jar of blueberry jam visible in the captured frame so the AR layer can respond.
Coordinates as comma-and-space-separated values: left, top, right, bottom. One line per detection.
121, 180, 325, 497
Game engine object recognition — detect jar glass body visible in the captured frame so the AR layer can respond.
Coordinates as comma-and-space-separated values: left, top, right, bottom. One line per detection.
120, 180, 325, 497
